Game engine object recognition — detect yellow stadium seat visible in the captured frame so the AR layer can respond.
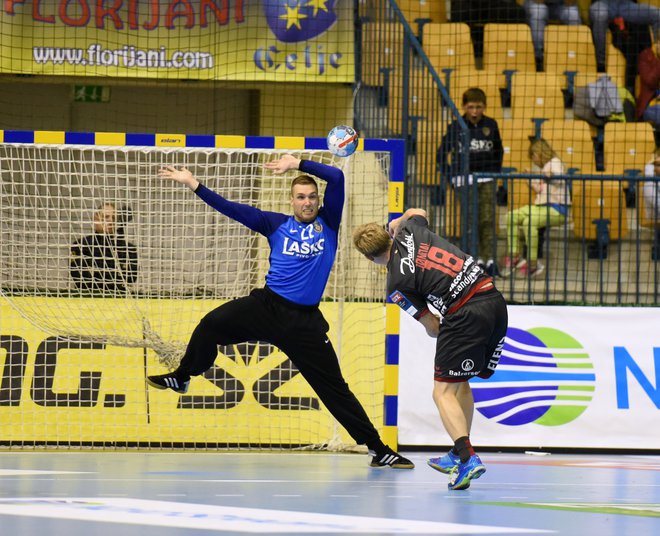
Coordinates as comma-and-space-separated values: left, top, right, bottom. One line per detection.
424, 23, 475, 74
398, 0, 447, 27
542, 119, 596, 174
388, 69, 439, 135
442, 185, 462, 238
415, 127, 447, 186
606, 44, 627, 89
500, 119, 537, 210
361, 22, 404, 87
603, 123, 656, 175
483, 23, 536, 73
572, 179, 628, 240
447, 68, 505, 95
510, 72, 565, 121
544, 25, 597, 75
500, 118, 537, 170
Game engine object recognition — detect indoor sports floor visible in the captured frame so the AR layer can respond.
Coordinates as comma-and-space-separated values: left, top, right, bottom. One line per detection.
0, 450, 657, 535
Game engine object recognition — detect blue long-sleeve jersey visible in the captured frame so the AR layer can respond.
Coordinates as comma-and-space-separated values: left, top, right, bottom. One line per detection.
194, 159, 344, 305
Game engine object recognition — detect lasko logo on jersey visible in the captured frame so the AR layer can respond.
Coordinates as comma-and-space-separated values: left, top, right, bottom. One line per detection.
281, 237, 324, 256
472, 327, 595, 426
263, 0, 337, 43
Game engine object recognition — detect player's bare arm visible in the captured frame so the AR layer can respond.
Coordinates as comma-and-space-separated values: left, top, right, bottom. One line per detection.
159, 166, 200, 191
264, 154, 301, 174
388, 208, 428, 237
419, 312, 440, 338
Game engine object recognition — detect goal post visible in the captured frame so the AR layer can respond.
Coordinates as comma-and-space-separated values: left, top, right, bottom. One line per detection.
0, 130, 405, 450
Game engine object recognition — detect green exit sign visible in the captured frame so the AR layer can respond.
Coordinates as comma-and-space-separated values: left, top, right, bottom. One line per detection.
73, 85, 110, 103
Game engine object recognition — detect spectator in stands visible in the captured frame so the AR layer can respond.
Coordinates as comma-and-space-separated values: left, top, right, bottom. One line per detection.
352, 210, 507, 490
437, 87, 504, 277
70, 202, 138, 295
502, 138, 572, 278
525, 1, 583, 70
636, 32, 660, 130
450, 0, 527, 58
589, 0, 660, 72
643, 148, 660, 259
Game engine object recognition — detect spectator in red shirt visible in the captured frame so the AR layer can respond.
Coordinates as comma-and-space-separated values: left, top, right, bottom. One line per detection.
636, 34, 660, 127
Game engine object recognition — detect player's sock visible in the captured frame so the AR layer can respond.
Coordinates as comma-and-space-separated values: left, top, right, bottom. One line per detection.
366, 438, 386, 453
454, 436, 476, 464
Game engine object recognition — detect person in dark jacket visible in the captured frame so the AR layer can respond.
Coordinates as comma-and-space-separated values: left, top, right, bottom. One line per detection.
437, 87, 504, 277
70, 202, 138, 295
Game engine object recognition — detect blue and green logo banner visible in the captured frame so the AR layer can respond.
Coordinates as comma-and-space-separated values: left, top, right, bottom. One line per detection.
471, 327, 595, 427
398, 306, 660, 449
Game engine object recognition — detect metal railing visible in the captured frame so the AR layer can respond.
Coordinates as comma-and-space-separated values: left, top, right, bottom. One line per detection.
353, 1, 659, 305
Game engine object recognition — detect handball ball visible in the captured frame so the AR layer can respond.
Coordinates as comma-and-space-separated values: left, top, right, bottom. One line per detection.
327, 125, 359, 157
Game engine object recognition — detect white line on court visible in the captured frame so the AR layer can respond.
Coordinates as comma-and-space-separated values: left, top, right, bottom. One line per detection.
0, 497, 555, 534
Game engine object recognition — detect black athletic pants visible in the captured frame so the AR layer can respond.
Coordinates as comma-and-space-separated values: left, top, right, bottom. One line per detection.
177, 286, 381, 446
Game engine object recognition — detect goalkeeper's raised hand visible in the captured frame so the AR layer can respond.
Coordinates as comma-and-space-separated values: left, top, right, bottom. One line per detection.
159, 166, 200, 191
264, 154, 301, 174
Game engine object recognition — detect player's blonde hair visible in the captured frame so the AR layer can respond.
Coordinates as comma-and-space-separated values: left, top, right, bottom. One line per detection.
352, 222, 391, 258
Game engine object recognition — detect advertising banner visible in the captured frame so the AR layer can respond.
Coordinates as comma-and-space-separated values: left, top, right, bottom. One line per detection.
399, 306, 660, 449
0, 1, 354, 82
0, 299, 383, 446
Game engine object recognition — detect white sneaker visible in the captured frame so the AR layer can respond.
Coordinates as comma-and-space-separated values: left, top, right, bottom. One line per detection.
529, 261, 545, 279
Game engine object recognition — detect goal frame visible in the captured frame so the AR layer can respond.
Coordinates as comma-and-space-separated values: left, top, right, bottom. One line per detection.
0, 129, 405, 450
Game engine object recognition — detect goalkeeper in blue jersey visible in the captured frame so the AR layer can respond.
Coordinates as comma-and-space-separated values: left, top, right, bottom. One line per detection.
147, 154, 414, 469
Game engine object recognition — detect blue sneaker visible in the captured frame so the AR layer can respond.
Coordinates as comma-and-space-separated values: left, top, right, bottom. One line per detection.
448, 454, 486, 490
427, 450, 460, 474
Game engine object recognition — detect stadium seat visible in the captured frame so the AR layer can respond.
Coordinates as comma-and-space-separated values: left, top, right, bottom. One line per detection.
398, 0, 447, 37
606, 43, 627, 89
482, 23, 536, 73
415, 125, 461, 237
510, 72, 565, 121
442, 185, 462, 238
424, 23, 475, 76
572, 177, 628, 241
603, 123, 656, 176
542, 119, 596, 174
387, 68, 439, 135
415, 127, 447, 186
500, 118, 538, 210
500, 118, 537, 167
544, 25, 597, 76
360, 22, 404, 87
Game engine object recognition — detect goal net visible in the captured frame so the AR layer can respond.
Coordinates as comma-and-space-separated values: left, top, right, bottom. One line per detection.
0, 136, 391, 450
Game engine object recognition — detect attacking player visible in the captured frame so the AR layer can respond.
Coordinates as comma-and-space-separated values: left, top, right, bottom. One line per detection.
352, 209, 508, 489
147, 154, 414, 469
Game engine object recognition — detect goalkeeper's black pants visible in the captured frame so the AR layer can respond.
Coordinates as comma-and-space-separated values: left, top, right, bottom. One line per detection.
177, 286, 382, 446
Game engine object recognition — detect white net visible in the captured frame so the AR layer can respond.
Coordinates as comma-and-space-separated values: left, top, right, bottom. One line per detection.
0, 142, 390, 450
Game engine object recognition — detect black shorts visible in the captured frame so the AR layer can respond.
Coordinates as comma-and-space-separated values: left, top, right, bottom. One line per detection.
434, 288, 508, 382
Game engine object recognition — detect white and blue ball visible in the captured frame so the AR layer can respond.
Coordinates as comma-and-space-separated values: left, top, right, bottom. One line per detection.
326, 125, 359, 157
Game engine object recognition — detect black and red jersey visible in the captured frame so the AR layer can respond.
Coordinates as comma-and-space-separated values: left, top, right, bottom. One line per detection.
386, 215, 492, 319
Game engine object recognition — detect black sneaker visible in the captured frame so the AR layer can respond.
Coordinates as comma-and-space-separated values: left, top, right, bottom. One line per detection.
147, 372, 190, 394
368, 447, 415, 469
